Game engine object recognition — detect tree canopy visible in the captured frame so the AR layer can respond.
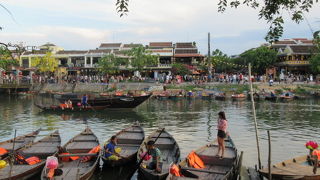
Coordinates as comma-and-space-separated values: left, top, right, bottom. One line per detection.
123, 45, 158, 71
236, 46, 277, 74
211, 49, 234, 73
0, 46, 19, 70
171, 63, 191, 75
98, 53, 126, 74
116, 0, 319, 42
31, 52, 58, 73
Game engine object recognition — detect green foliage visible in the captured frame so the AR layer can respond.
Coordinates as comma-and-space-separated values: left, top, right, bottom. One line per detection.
237, 46, 277, 74
123, 45, 158, 71
31, 52, 58, 73
309, 54, 320, 74
98, 53, 126, 74
211, 49, 234, 73
171, 63, 190, 75
294, 87, 307, 95
0, 46, 18, 70
275, 89, 283, 94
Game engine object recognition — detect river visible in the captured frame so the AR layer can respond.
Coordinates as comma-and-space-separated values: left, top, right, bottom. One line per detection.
0, 95, 319, 179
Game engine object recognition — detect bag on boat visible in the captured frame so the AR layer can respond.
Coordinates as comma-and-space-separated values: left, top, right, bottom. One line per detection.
46, 156, 58, 169
25, 156, 42, 165
187, 151, 205, 169
46, 156, 58, 179
170, 164, 182, 177
312, 149, 320, 161
0, 147, 8, 156
81, 145, 100, 162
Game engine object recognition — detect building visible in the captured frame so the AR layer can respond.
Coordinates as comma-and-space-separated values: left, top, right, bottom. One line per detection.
271, 38, 318, 73
19, 41, 205, 76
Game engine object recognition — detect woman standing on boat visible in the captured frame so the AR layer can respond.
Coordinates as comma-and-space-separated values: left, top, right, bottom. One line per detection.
216, 111, 228, 159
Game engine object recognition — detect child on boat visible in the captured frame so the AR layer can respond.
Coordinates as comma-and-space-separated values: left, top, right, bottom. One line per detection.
216, 111, 228, 159
104, 136, 121, 160
146, 140, 162, 173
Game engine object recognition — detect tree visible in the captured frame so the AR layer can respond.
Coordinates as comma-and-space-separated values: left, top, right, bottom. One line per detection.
171, 63, 190, 75
0, 45, 19, 70
116, 0, 319, 42
98, 53, 127, 74
237, 46, 277, 74
309, 54, 320, 74
31, 52, 58, 74
211, 49, 235, 73
123, 45, 158, 72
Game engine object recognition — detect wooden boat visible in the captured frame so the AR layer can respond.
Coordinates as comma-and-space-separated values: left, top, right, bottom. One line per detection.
259, 155, 320, 180
35, 103, 108, 112
215, 94, 226, 101
168, 95, 185, 100
279, 92, 297, 101
101, 124, 145, 167
166, 135, 238, 180
247, 93, 261, 101
0, 130, 61, 180
41, 127, 99, 180
137, 129, 180, 180
0, 129, 40, 159
265, 95, 277, 101
231, 94, 246, 101
56, 94, 151, 108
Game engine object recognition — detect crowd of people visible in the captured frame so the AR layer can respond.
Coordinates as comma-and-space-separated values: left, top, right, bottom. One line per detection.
0, 72, 317, 85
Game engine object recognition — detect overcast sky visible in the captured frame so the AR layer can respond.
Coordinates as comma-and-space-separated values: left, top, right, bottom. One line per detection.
0, 0, 319, 55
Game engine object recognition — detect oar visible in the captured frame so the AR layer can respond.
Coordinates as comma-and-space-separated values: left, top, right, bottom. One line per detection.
135, 128, 165, 170
9, 129, 17, 180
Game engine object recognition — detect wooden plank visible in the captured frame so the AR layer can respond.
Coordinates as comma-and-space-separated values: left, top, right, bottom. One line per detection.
73, 135, 97, 141
181, 167, 226, 175
58, 153, 98, 157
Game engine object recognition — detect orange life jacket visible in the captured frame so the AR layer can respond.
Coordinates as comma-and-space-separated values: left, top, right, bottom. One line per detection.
25, 156, 42, 165
187, 151, 205, 169
59, 153, 70, 162
15, 153, 26, 164
313, 149, 320, 160
81, 145, 100, 162
0, 147, 8, 156
47, 168, 55, 179
170, 164, 182, 177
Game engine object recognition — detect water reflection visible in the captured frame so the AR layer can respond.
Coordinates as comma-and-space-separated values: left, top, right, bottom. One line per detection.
0, 95, 319, 179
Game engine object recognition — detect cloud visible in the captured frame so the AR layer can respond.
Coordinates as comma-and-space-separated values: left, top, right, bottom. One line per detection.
1, 0, 319, 54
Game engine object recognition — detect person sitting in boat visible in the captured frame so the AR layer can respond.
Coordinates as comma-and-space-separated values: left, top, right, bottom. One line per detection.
81, 94, 88, 108
187, 90, 193, 97
270, 91, 275, 97
60, 101, 68, 110
216, 111, 228, 159
146, 140, 162, 173
104, 136, 120, 160
67, 99, 74, 110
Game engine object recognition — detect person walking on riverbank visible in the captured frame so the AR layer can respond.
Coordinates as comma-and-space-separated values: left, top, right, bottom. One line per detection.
216, 111, 228, 159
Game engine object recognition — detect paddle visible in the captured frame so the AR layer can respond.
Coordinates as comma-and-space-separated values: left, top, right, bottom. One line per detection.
9, 129, 17, 179
135, 128, 165, 169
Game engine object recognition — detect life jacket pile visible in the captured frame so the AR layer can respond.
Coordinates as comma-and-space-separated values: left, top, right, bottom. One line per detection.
81, 145, 101, 163
169, 164, 182, 177
0, 147, 8, 156
187, 151, 205, 169
15, 152, 41, 165
59, 152, 79, 162
312, 149, 320, 161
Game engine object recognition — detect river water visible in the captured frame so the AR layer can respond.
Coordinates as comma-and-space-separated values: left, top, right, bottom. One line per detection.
0, 95, 319, 179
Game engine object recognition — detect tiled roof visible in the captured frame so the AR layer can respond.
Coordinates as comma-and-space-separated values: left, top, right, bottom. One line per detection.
23, 50, 48, 55
175, 49, 198, 54
274, 41, 296, 45
88, 49, 112, 54
174, 54, 203, 57
150, 49, 172, 53
56, 50, 88, 55
175, 42, 195, 48
290, 45, 318, 54
300, 40, 313, 44
149, 42, 172, 47
99, 43, 122, 48
123, 44, 142, 48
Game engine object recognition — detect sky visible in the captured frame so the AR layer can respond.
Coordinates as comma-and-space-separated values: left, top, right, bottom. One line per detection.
0, 0, 319, 55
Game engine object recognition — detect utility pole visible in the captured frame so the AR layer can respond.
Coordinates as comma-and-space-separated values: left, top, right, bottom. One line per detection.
208, 32, 212, 81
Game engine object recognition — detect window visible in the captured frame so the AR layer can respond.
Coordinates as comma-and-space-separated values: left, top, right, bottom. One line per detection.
22, 59, 29, 68
86, 57, 91, 65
